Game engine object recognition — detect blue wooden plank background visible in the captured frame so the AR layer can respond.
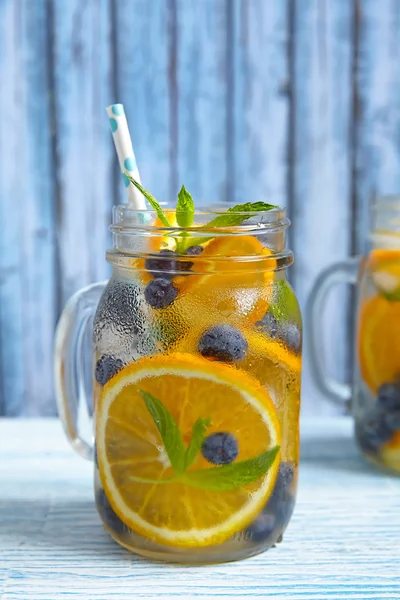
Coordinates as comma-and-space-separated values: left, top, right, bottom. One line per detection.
1, 0, 399, 417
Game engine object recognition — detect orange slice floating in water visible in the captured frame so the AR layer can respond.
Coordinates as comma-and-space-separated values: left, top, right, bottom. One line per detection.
96, 353, 281, 548
368, 249, 400, 300
358, 294, 400, 393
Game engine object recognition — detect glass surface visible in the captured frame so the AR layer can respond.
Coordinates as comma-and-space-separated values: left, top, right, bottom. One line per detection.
93, 209, 301, 563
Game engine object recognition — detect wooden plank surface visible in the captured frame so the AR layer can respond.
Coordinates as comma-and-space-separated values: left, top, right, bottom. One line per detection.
1, 418, 400, 598
353, 0, 400, 254
114, 0, 173, 203
52, 0, 113, 308
231, 0, 290, 209
291, 0, 354, 415
176, 0, 228, 204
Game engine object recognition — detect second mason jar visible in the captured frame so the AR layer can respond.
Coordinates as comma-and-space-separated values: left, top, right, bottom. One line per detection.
308, 195, 400, 475
55, 205, 302, 563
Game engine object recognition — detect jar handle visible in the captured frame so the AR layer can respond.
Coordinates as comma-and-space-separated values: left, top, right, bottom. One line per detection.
54, 281, 106, 460
306, 257, 361, 411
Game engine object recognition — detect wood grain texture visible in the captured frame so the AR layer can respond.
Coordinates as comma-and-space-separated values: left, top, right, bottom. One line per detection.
353, 0, 400, 254
176, 0, 228, 204
231, 0, 290, 209
114, 0, 173, 204
0, 0, 24, 416
1, 418, 400, 598
291, 0, 354, 416
52, 0, 113, 308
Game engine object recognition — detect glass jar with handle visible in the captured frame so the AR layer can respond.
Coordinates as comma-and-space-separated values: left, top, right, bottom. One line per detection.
54, 199, 302, 563
308, 195, 400, 474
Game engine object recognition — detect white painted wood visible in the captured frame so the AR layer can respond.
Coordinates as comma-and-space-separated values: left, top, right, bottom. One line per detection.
231, 0, 289, 209
1, 418, 400, 598
292, 0, 354, 417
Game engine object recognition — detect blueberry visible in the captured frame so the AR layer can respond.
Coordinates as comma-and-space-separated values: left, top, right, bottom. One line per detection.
377, 382, 400, 411
185, 245, 204, 256
96, 489, 129, 536
145, 250, 177, 279
256, 313, 279, 339
95, 355, 125, 386
256, 313, 302, 354
201, 432, 239, 465
357, 409, 393, 453
384, 410, 400, 432
247, 513, 276, 543
198, 324, 248, 362
267, 462, 295, 505
283, 323, 302, 354
176, 246, 205, 274
144, 277, 178, 309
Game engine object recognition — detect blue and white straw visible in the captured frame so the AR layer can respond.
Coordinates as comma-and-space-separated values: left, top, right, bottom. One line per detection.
106, 103, 147, 210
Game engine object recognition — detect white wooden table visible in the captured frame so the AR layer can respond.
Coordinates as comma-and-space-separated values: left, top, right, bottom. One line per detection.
1, 418, 399, 599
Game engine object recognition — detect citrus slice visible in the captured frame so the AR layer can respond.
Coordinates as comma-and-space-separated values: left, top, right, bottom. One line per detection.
177, 236, 276, 323
381, 432, 400, 471
358, 295, 400, 393
96, 353, 281, 548
368, 249, 400, 300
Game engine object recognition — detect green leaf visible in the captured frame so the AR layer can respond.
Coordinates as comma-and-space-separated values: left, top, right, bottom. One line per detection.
184, 416, 211, 470
205, 202, 277, 229
180, 446, 280, 491
139, 390, 186, 474
124, 174, 170, 228
269, 280, 302, 323
180, 201, 278, 251
176, 185, 195, 228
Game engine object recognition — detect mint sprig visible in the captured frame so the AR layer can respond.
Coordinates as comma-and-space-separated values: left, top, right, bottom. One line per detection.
139, 390, 186, 473
123, 175, 277, 253
184, 416, 211, 470
176, 185, 195, 228
180, 447, 280, 491
136, 390, 280, 492
125, 173, 170, 228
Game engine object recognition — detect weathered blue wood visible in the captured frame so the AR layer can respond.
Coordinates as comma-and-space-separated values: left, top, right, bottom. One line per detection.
0, 0, 47, 416
176, 0, 228, 205
1, 418, 400, 597
231, 0, 289, 208
291, 0, 354, 416
0, 0, 23, 416
354, 0, 400, 255
114, 0, 173, 204
18, 0, 57, 416
52, 0, 113, 308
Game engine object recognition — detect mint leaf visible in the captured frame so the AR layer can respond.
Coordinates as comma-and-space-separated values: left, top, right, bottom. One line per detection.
124, 174, 170, 228
176, 185, 195, 228
269, 280, 302, 323
180, 201, 277, 251
139, 390, 186, 473
184, 416, 211, 470
180, 446, 280, 491
206, 202, 277, 229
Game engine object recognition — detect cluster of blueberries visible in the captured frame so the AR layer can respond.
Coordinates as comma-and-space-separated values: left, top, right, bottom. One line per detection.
144, 246, 203, 309
358, 381, 400, 453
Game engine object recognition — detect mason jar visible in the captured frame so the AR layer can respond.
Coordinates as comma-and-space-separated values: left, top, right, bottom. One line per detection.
308, 195, 400, 474
54, 204, 302, 563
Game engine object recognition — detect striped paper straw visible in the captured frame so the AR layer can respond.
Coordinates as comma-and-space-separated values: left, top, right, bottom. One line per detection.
106, 103, 146, 210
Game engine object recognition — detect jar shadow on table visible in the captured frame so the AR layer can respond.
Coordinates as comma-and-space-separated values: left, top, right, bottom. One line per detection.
0, 498, 140, 561
300, 432, 392, 477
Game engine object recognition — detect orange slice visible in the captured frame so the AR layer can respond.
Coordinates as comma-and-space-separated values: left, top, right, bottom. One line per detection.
96, 353, 281, 547
368, 249, 400, 300
177, 236, 276, 324
358, 295, 400, 393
